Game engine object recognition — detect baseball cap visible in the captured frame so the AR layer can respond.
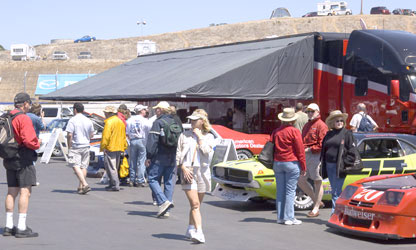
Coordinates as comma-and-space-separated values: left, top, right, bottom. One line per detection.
118, 104, 128, 110
152, 101, 170, 110
134, 104, 148, 112
306, 103, 320, 112
14, 92, 32, 105
103, 105, 117, 114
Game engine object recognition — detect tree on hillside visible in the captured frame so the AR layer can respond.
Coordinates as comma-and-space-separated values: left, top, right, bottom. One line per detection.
0, 45, 4, 51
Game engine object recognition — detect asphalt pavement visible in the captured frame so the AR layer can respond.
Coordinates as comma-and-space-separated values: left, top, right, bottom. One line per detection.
1, 158, 416, 250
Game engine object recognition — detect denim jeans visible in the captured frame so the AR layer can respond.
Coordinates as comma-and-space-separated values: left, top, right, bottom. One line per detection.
147, 162, 176, 206
273, 161, 300, 221
129, 138, 146, 184
326, 162, 345, 213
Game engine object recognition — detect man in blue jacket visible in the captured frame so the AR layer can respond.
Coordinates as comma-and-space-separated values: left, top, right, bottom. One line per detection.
145, 101, 176, 217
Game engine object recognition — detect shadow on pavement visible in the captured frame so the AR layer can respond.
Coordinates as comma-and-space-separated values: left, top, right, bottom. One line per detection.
152, 233, 188, 241
125, 201, 154, 206
240, 217, 276, 224
300, 217, 328, 226
325, 228, 416, 244
205, 200, 275, 212
127, 210, 156, 217
51, 189, 77, 194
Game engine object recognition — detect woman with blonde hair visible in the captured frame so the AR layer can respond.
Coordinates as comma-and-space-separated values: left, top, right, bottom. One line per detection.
176, 109, 215, 243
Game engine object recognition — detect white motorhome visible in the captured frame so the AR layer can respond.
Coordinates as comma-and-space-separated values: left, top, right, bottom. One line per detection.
10, 44, 37, 61
317, 1, 352, 16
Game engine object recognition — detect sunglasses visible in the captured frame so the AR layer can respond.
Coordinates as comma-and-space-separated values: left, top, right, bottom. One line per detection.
335, 120, 344, 123
306, 110, 315, 114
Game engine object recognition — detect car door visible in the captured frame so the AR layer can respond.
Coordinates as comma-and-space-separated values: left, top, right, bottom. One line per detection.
343, 137, 414, 187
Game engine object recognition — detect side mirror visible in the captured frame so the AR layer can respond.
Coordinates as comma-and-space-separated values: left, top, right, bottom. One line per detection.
391, 80, 400, 99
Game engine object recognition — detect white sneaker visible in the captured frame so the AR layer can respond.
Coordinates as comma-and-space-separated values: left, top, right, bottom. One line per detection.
191, 230, 205, 243
284, 219, 302, 225
157, 201, 173, 217
185, 228, 196, 239
163, 212, 170, 218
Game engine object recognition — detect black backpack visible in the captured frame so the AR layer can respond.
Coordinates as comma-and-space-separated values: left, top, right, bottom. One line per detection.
357, 114, 374, 132
0, 111, 24, 159
160, 118, 182, 148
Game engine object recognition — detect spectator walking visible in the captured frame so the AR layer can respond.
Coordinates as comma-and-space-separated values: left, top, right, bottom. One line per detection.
146, 101, 179, 217
271, 108, 306, 225
26, 103, 45, 138
350, 103, 378, 132
100, 106, 127, 191
66, 103, 95, 194
232, 106, 245, 132
293, 103, 308, 132
322, 110, 351, 212
297, 103, 328, 218
3, 93, 40, 238
126, 104, 151, 187
177, 109, 215, 243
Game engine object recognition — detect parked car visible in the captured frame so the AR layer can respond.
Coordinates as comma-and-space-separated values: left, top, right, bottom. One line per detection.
270, 7, 291, 18
403, 9, 414, 16
302, 12, 318, 17
74, 35, 96, 43
328, 173, 416, 240
392, 8, 404, 15
51, 51, 69, 60
78, 51, 92, 59
212, 133, 416, 209
370, 6, 390, 15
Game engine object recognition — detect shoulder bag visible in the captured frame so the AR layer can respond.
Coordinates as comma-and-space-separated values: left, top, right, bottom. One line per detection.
258, 136, 275, 169
339, 130, 363, 174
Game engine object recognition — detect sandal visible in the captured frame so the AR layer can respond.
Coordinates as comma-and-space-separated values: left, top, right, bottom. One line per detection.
307, 211, 320, 217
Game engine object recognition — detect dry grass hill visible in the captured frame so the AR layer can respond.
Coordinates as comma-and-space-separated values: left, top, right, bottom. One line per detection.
1, 15, 416, 102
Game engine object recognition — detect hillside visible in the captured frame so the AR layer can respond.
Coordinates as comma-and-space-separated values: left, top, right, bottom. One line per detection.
0, 15, 415, 102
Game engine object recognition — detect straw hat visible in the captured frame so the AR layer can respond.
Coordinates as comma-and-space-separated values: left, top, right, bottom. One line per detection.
325, 110, 348, 127
278, 108, 299, 122
103, 105, 117, 114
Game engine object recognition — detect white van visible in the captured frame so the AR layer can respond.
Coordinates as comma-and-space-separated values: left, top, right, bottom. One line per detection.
42, 104, 73, 125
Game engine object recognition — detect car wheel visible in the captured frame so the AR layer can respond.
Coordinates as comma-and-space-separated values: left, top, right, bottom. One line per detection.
52, 146, 63, 157
294, 188, 314, 210
237, 149, 253, 160
328, 13, 332, 16
346, 12, 351, 15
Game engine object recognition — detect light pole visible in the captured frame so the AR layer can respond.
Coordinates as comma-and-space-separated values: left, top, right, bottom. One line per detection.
360, 0, 363, 15
137, 19, 147, 37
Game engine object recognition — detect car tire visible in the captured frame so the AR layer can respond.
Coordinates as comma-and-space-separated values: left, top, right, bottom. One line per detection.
294, 188, 314, 210
328, 13, 332, 16
52, 146, 63, 157
237, 149, 253, 160
346, 12, 351, 15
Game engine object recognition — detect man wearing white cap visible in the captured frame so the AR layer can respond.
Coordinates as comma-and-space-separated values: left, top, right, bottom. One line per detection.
146, 101, 181, 217
298, 103, 328, 217
126, 105, 151, 187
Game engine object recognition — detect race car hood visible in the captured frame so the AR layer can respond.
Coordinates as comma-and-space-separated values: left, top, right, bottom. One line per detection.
213, 158, 274, 176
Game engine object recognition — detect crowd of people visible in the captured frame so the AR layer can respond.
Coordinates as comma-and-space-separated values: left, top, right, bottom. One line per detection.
1, 91, 378, 242
270, 102, 377, 225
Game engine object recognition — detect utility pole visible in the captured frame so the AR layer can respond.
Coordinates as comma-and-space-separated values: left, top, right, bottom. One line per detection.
360, 0, 363, 15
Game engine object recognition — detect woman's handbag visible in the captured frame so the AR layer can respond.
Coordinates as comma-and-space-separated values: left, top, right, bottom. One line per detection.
339, 131, 363, 174
258, 141, 275, 169
180, 144, 198, 184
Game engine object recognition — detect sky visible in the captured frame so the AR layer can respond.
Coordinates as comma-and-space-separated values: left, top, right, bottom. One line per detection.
1, 0, 415, 50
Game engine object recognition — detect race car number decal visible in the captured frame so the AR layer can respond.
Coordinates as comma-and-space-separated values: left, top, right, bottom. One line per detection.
353, 189, 384, 201
349, 160, 416, 176
344, 207, 375, 220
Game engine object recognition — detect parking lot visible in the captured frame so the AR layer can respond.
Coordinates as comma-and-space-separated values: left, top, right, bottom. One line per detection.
1, 158, 416, 250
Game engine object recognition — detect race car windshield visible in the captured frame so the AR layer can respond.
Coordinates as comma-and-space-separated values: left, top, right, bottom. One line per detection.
362, 175, 416, 191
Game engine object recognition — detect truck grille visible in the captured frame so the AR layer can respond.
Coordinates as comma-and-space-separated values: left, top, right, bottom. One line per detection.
213, 167, 251, 183
349, 200, 374, 208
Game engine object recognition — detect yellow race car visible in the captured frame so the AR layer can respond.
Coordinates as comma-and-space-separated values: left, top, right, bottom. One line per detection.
212, 133, 416, 209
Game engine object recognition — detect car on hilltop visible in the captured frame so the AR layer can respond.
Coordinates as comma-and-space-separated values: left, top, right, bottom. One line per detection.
74, 35, 96, 43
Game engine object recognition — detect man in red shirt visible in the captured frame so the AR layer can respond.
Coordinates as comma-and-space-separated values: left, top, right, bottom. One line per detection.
3, 93, 40, 238
298, 103, 328, 218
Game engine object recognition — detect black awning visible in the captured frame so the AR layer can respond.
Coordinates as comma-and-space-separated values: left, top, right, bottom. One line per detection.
41, 34, 315, 101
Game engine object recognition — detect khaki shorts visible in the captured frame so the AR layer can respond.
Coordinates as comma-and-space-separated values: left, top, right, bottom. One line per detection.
68, 147, 90, 169
181, 166, 211, 193
305, 151, 322, 181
